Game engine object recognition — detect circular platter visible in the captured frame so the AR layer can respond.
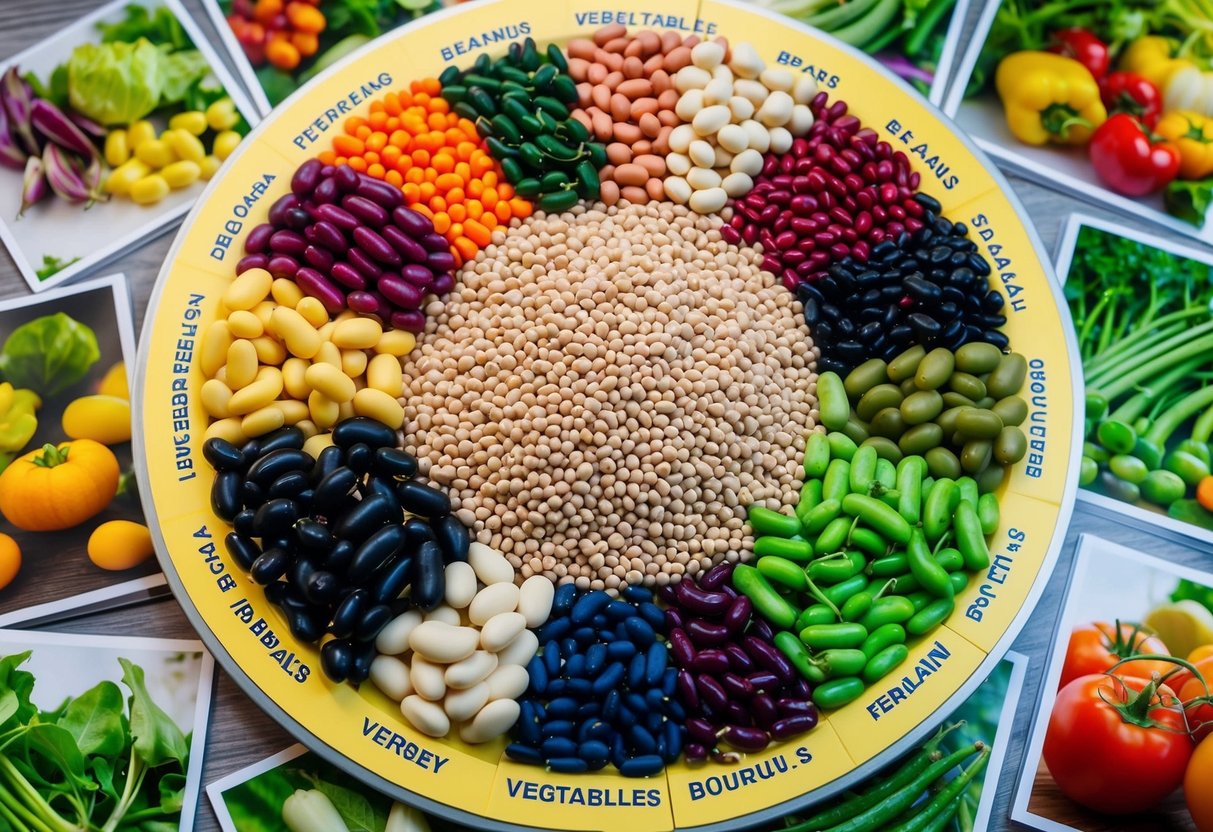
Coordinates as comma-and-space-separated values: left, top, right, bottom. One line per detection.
134, 1, 1082, 829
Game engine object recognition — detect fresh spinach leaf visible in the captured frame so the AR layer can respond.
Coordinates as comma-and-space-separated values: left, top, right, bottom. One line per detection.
119, 659, 188, 770
306, 772, 386, 832
59, 681, 126, 758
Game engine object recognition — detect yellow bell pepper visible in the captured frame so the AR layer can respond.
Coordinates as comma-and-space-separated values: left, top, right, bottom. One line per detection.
995, 51, 1107, 146
1121, 37, 1213, 118
1156, 111, 1213, 180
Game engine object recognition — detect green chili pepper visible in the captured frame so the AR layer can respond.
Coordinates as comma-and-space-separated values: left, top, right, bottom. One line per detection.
534, 95, 570, 118
441, 83, 468, 102
748, 505, 801, 538
815, 516, 853, 555
860, 622, 906, 659
976, 492, 1000, 535
536, 133, 580, 160
805, 432, 831, 479
796, 604, 838, 630
808, 550, 866, 584
502, 96, 531, 123
954, 501, 990, 571
438, 66, 461, 86
537, 188, 579, 212
513, 177, 541, 197
551, 73, 579, 103
858, 595, 916, 630
934, 547, 964, 572
753, 536, 813, 562
463, 73, 502, 91
907, 528, 953, 599
484, 136, 519, 159
800, 622, 868, 649
561, 117, 590, 143
498, 64, 531, 85
842, 493, 912, 544
733, 564, 797, 629
870, 554, 908, 577
775, 631, 825, 683
453, 101, 480, 121
907, 597, 955, 635
520, 37, 541, 71
827, 431, 858, 462
499, 156, 525, 184
813, 677, 866, 709
516, 114, 545, 138
546, 42, 568, 72
540, 171, 570, 190
848, 527, 887, 558
923, 477, 957, 541
841, 591, 873, 622
824, 574, 870, 607
850, 445, 878, 495
467, 87, 497, 115
818, 372, 850, 430
812, 648, 868, 679
573, 159, 599, 197
862, 643, 910, 684
756, 555, 809, 591
532, 64, 558, 92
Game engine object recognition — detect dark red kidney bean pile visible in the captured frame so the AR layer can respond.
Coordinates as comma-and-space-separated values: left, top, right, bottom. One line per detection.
721, 92, 926, 289
203, 417, 472, 685
508, 584, 684, 777
798, 200, 1009, 374
237, 159, 457, 333
660, 562, 818, 759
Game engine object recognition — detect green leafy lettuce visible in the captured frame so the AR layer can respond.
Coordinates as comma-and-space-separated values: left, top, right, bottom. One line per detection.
66, 40, 164, 126
0, 311, 100, 397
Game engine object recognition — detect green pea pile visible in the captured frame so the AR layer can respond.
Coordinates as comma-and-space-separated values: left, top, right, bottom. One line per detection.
438, 38, 606, 213
817, 343, 1029, 492
733, 432, 1001, 711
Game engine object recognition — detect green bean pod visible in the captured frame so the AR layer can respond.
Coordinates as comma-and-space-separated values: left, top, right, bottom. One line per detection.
818, 372, 850, 430
808, 550, 866, 584
774, 631, 825, 683
863, 643, 910, 684
815, 516, 853, 555
824, 574, 870, 607
748, 505, 801, 538
934, 547, 964, 572
803, 498, 842, 535
850, 445, 878, 495
795, 479, 824, 528
842, 493, 912, 544
756, 555, 809, 591
923, 478, 957, 541
754, 536, 814, 562
907, 528, 953, 599
841, 591, 873, 622
896, 456, 924, 525
861, 622, 907, 659
800, 621, 868, 650
733, 565, 797, 629
813, 676, 866, 709
823, 458, 852, 502
977, 492, 1000, 535
858, 595, 916, 630
805, 432, 831, 479
906, 597, 955, 635
848, 527, 888, 558
812, 648, 868, 679
954, 501, 990, 570
869, 554, 909, 577
827, 431, 858, 462
796, 604, 838, 630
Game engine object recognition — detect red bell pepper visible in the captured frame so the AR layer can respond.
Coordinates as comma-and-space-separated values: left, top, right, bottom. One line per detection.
1048, 28, 1110, 79
1100, 72, 1164, 128
1089, 113, 1180, 196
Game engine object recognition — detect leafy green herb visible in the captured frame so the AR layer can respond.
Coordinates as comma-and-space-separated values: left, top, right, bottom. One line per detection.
98, 4, 193, 51
25, 66, 69, 110
304, 770, 386, 832
1164, 178, 1213, 228
0, 311, 100, 397
0, 652, 191, 832
34, 254, 80, 281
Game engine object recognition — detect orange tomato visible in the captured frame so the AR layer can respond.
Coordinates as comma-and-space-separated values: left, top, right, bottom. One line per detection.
0, 534, 20, 592
1187, 734, 1213, 830
1199, 476, 1213, 512
264, 37, 300, 71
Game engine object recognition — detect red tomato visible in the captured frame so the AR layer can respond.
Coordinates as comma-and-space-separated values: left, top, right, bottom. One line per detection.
1180, 662, 1213, 742
1060, 621, 1174, 689
1048, 27, 1111, 79
1187, 734, 1213, 831
1044, 674, 1193, 814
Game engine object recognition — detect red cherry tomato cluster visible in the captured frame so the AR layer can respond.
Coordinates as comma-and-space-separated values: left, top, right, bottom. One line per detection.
227, 0, 326, 71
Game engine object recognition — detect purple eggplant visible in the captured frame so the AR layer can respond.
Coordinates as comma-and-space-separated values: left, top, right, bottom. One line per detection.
31, 98, 99, 159
1, 68, 38, 155
18, 154, 45, 217
43, 144, 106, 206
0, 101, 26, 170
67, 111, 106, 139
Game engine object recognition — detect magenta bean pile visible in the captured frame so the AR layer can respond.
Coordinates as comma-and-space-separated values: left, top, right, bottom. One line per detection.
237, 159, 457, 333
721, 92, 927, 291
661, 562, 818, 759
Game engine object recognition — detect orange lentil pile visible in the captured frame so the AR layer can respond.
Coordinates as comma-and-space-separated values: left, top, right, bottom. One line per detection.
318, 78, 532, 264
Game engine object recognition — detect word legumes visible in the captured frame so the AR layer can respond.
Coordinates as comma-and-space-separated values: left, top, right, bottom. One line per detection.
199, 266, 414, 446
507, 585, 684, 775
239, 160, 456, 332
666, 40, 819, 213
439, 38, 605, 214
817, 343, 1028, 486
205, 417, 476, 687
401, 201, 818, 590
662, 561, 819, 759
372, 544, 553, 742
566, 26, 690, 205
318, 78, 530, 265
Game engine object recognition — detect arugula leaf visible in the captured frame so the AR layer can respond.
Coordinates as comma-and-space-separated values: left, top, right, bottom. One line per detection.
305, 772, 386, 832
119, 659, 188, 770
22, 723, 95, 794
0, 653, 36, 729
1165, 178, 1213, 228
59, 681, 126, 758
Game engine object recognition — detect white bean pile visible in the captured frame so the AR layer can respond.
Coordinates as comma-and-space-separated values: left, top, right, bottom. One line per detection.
400, 201, 819, 591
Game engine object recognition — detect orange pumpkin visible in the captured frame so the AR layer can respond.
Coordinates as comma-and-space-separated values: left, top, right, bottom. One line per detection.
0, 440, 119, 531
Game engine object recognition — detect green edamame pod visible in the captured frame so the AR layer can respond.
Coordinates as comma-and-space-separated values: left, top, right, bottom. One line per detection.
733, 565, 797, 629
954, 501, 990, 570
842, 416, 869, 445
813, 676, 866, 710
774, 631, 825, 683
818, 372, 850, 430
808, 551, 866, 584
923, 478, 957, 541
824, 574, 869, 606
859, 596, 915, 630
799, 622, 868, 649
987, 353, 1027, 399
748, 505, 801, 538
862, 436, 904, 463
907, 528, 953, 599
823, 459, 851, 502
863, 643, 910, 684
815, 516, 853, 555
848, 527, 887, 557
949, 571, 970, 594
888, 345, 925, 382
827, 431, 858, 462
841, 592, 873, 622
956, 477, 979, 508
753, 536, 813, 562
842, 493, 912, 544
934, 547, 964, 572
907, 597, 955, 635
795, 480, 824, 528
802, 498, 841, 535
857, 384, 904, 422
870, 554, 909, 577
976, 493, 1000, 535
861, 622, 906, 659
796, 604, 838, 630
812, 648, 868, 679
757, 555, 809, 591
925, 446, 962, 480
896, 456, 924, 525
804, 432, 831, 479
850, 445, 878, 494
875, 458, 897, 490
845, 358, 889, 399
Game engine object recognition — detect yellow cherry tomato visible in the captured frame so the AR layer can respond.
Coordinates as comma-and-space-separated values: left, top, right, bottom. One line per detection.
62, 395, 131, 445
87, 521, 154, 571
0, 534, 19, 591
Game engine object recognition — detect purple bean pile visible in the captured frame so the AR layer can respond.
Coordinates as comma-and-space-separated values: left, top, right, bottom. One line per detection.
661, 562, 819, 759
236, 159, 457, 333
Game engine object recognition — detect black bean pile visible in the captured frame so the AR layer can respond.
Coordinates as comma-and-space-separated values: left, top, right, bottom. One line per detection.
799, 193, 1007, 375
507, 584, 685, 776
204, 418, 473, 684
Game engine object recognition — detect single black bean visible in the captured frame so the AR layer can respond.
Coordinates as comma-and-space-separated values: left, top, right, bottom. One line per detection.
402, 517, 435, 548
374, 447, 419, 479
268, 470, 309, 498
364, 476, 397, 504
348, 524, 407, 582
330, 589, 368, 638
210, 471, 241, 521
305, 570, 342, 605
313, 467, 360, 513
321, 639, 354, 682
356, 604, 393, 642
433, 514, 470, 562
411, 540, 445, 611
332, 417, 398, 449
325, 539, 355, 573
239, 479, 265, 508
250, 547, 291, 584
287, 606, 326, 644
295, 518, 333, 552
350, 641, 377, 683
203, 438, 244, 471
336, 493, 398, 542
372, 554, 415, 603
225, 532, 261, 571
246, 449, 312, 487
233, 510, 257, 537
254, 498, 300, 537
346, 443, 373, 474
396, 480, 451, 519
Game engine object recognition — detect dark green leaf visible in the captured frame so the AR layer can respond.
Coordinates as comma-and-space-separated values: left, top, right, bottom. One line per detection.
98, 4, 193, 50
0, 652, 36, 729
1165, 178, 1213, 229
155, 772, 187, 814
22, 723, 94, 792
58, 681, 125, 758
306, 773, 385, 832
0, 312, 101, 396
119, 659, 188, 770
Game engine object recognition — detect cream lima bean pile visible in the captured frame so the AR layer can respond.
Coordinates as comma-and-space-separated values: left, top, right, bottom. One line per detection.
400, 200, 819, 591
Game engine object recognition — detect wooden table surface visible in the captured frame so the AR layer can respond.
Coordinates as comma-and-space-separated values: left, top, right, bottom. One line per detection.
3, 1, 1212, 830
